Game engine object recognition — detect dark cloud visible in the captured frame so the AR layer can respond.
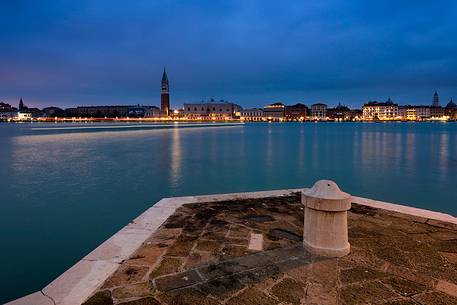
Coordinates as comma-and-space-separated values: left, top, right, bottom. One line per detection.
0, 0, 456, 108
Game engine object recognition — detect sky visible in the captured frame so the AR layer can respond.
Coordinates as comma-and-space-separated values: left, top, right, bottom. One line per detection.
1, 0, 457, 109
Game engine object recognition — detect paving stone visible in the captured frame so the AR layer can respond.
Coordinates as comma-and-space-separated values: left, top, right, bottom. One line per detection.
435, 279, 457, 298
196, 240, 221, 252
441, 252, 457, 264
82, 290, 113, 305
117, 296, 161, 305
75, 195, 457, 305
225, 288, 279, 305
339, 266, 389, 284
227, 225, 251, 239
427, 219, 457, 231
112, 282, 153, 300
101, 265, 149, 289
413, 291, 457, 305
149, 257, 183, 279
428, 230, 457, 241
197, 274, 247, 299
381, 276, 427, 297
268, 228, 302, 242
155, 270, 202, 291
382, 299, 419, 305
340, 281, 397, 305
157, 289, 221, 305
127, 244, 165, 267
166, 236, 198, 257
184, 251, 218, 268
270, 277, 305, 304
219, 244, 248, 260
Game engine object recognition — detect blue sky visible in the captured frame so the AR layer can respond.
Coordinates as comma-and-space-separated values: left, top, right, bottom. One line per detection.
1, 0, 456, 108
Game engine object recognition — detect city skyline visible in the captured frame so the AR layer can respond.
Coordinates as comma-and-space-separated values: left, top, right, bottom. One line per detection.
1, 1, 457, 108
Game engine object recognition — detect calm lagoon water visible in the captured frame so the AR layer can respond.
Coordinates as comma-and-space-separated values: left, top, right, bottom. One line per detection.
0, 121, 456, 302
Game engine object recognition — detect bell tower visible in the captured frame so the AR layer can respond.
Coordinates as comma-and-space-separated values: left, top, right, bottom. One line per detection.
161, 68, 170, 117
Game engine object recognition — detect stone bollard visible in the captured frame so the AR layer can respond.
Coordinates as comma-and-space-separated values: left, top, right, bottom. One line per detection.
302, 180, 351, 257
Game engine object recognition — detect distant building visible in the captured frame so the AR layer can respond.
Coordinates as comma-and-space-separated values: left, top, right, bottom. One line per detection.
445, 98, 457, 119
432, 91, 440, 107
401, 106, 430, 121
144, 106, 161, 118
430, 106, 444, 119
0, 102, 17, 120
310, 103, 327, 121
362, 99, 398, 120
0, 102, 16, 112
183, 100, 242, 119
16, 112, 32, 121
285, 103, 308, 121
161, 68, 170, 117
66, 106, 130, 117
65, 105, 157, 118
327, 103, 354, 121
42, 107, 64, 117
240, 108, 264, 121
263, 103, 285, 121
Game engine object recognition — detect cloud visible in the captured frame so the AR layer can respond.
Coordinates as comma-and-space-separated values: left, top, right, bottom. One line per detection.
0, 0, 456, 108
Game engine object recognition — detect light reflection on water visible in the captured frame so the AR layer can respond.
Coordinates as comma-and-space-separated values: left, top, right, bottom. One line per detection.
0, 122, 456, 302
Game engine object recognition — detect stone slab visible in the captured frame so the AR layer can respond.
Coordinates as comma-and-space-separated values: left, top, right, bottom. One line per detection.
155, 270, 202, 291
5, 291, 54, 305
83, 227, 153, 263
352, 196, 457, 225
248, 233, 264, 251
42, 259, 119, 305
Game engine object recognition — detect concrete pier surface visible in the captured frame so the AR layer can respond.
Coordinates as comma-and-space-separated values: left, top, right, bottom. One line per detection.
6, 188, 457, 305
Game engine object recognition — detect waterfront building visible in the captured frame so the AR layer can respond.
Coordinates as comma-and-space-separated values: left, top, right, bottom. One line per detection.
263, 103, 285, 121
0, 102, 16, 112
445, 98, 456, 119
161, 68, 170, 117
183, 99, 242, 119
0, 102, 17, 120
144, 106, 161, 118
326, 103, 354, 121
310, 103, 327, 121
16, 112, 32, 121
65, 105, 159, 118
285, 103, 308, 121
240, 108, 264, 121
67, 106, 130, 117
432, 91, 440, 107
430, 106, 444, 119
399, 105, 430, 121
42, 107, 64, 117
362, 99, 398, 120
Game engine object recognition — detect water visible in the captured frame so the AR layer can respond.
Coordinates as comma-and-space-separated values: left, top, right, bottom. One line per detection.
0, 121, 456, 302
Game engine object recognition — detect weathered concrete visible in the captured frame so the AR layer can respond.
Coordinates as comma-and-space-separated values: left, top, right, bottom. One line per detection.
4, 292, 54, 305
302, 180, 351, 257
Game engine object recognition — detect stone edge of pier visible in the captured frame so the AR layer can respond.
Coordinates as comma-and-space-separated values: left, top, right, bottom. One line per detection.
5, 189, 457, 305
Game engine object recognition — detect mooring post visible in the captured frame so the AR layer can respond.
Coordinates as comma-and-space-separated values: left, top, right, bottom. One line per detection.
302, 180, 351, 257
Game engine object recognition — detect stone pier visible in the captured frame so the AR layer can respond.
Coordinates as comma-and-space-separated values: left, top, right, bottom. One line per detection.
6, 185, 457, 305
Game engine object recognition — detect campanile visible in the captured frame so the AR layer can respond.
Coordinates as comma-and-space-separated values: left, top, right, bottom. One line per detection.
161, 68, 170, 117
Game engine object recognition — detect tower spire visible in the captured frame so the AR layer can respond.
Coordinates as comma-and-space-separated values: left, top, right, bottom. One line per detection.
432, 91, 440, 107
162, 67, 168, 82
